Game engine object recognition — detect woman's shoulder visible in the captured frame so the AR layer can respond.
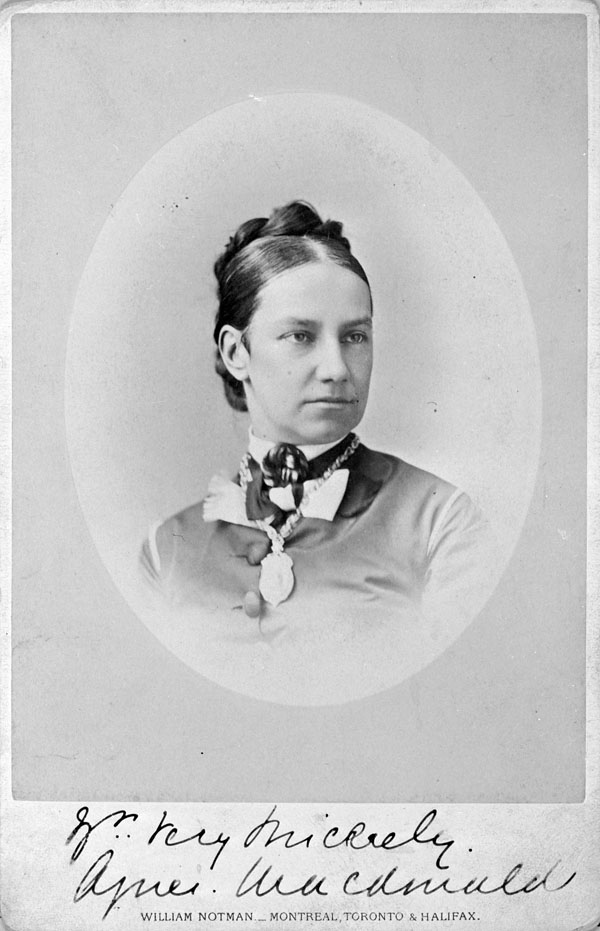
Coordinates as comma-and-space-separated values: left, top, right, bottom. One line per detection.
355, 443, 482, 533
140, 499, 208, 583
354, 443, 458, 499
330, 441, 460, 522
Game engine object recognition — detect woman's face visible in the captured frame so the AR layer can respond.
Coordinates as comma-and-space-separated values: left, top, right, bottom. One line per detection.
239, 261, 373, 445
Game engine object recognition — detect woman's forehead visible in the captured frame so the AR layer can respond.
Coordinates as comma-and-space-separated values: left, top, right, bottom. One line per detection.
253, 261, 372, 324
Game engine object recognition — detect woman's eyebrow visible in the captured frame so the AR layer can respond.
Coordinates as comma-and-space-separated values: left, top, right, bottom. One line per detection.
275, 317, 319, 328
342, 316, 373, 329
273, 315, 373, 329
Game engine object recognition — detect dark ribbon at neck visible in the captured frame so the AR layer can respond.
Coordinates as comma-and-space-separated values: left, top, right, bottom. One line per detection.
263, 443, 310, 490
245, 444, 307, 527
244, 436, 356, 526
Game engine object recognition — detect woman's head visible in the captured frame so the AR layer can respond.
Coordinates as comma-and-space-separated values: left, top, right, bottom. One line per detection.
214, 201, 373, 444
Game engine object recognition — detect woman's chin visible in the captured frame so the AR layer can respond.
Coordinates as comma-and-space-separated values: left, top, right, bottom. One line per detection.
250, 409, 363, 446
286, 421, 359, 446
299, 410, 362, 445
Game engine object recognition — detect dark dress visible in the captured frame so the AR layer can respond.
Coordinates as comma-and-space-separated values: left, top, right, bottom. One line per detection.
140, 444, 497, 704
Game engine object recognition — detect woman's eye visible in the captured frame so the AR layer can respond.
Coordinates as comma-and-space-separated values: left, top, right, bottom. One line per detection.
344, 332, 368, 344
284, 332, 313, 344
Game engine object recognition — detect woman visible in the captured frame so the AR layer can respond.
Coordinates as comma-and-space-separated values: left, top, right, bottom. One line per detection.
140, 201, 497, 703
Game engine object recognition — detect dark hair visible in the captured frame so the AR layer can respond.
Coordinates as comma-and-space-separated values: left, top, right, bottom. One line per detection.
213, 200, 371, 411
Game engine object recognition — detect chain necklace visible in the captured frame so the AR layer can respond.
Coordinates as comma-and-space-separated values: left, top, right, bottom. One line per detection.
238, 434, 360, 606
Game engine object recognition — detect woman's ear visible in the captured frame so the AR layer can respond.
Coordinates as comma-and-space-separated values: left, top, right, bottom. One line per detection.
218, 326, 250, 384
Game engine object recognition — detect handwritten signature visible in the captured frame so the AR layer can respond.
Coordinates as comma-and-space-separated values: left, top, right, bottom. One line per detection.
65, 805, 576, 920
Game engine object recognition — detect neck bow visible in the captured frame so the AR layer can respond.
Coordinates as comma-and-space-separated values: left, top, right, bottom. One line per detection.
203, 436, 355, 528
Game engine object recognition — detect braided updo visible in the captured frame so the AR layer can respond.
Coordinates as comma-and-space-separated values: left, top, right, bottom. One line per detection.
213, 200, 371, 411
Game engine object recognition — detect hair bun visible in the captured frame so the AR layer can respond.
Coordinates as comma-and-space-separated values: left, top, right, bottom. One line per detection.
260, 202, 351, 249
311, 218, 350, 251
260, 200, 322, 238
214, 201, 352, 288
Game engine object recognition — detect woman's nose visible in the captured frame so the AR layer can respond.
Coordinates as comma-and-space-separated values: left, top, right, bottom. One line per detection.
315, 339, 349, 381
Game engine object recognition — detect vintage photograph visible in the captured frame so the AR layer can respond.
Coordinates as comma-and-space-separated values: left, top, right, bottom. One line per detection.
2, 4, 598, 929
9, 3, 589, 800
68, 95, 526, 709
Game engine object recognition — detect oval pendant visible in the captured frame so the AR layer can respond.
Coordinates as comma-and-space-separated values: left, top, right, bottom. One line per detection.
259, 552, 295, 606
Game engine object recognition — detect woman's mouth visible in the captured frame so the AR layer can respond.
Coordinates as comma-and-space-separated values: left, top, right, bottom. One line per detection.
306, 397, 356, 406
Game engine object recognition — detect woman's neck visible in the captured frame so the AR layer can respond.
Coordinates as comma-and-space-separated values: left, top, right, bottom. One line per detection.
248, 428, 349, 463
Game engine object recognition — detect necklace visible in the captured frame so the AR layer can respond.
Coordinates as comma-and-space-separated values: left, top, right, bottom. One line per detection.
238, 434, 360, 606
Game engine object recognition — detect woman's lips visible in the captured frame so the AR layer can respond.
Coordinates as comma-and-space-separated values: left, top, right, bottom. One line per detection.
306, 398, 356, 405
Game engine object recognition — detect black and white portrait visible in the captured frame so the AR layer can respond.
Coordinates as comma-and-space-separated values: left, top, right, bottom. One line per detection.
63, 92, 543, 708
5, 14, 595, 923
5, 5, 599, 929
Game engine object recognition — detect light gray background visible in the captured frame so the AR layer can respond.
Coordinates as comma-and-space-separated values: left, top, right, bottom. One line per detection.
12, 12, 587, 800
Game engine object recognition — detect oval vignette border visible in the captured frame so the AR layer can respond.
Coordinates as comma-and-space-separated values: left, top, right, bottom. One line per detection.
64, 92, 542, 705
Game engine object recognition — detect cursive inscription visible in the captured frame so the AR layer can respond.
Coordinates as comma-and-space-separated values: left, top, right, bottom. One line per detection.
147, 810, 229, 869
236, 857, 329, 898
342, 859, 575, 897
65, 806, 577, 921
74, 849, 199, 919
67, 806, 139, 861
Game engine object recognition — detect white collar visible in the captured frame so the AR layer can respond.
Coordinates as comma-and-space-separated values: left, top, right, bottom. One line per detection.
247, 428, 349, 465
